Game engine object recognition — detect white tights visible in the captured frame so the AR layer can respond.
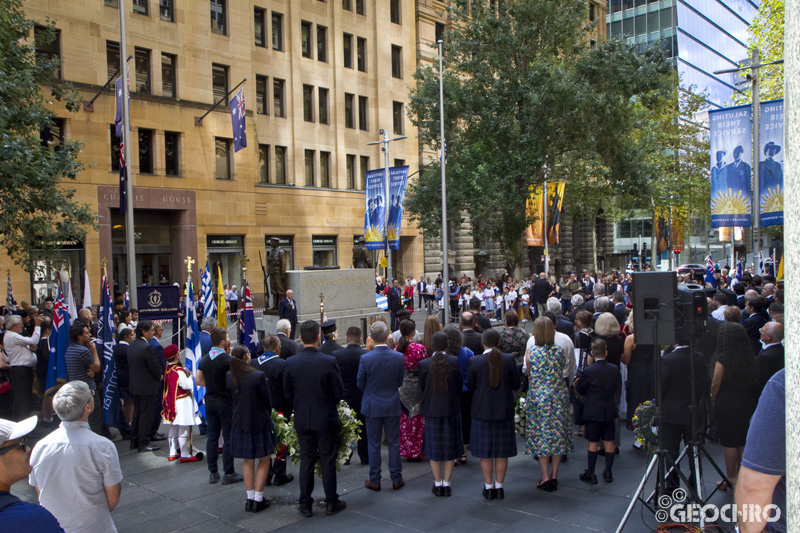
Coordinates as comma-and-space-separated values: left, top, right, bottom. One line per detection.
168, 425, 190, 457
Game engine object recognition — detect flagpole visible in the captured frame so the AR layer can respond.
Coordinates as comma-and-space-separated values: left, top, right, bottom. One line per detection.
543, 168, 549, 277
438, 39, 449, 325
118, 0, 137, 308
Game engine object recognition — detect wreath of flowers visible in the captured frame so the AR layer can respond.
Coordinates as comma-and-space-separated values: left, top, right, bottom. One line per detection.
631, 399, 658, 450
272, 400, 363, 478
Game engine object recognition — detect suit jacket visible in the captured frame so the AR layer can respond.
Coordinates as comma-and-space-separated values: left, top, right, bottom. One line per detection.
465, 352, 521, 421
475, 313, 492, 333
357, 345, 405, 417
333, 344, 368, 412
252, 352, 291, 415
756, 344, 784, 394
742, 313, 768, 355
613, 303, 627, 325
418, 354, 462, 418
661, 347, 707, 426
200, 330, 212, 357
532, 279, 552, 304
555, 317, 574, 339
575, 359, 621, 422
112, 343, 130, 389
386, 287, 403, 313
127, 337, 162, 395
149, 337, 166, 373
278, 332, 298, 359
278, 298, 298, 324
320, 339, 341, 355
462, 329, 484, 355
283, 347, 344, 430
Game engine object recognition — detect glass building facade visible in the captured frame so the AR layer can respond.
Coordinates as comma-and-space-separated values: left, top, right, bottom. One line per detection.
607, 0, 759, 108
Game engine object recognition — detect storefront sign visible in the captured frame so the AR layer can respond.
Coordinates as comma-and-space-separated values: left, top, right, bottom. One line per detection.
207, 235, 244, 249
312, 236, 337, 246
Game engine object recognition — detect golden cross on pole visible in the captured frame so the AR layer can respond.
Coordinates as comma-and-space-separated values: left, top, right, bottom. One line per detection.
101, 257, 108, 278
185, 256, 195, 275
241, 255, 250, 282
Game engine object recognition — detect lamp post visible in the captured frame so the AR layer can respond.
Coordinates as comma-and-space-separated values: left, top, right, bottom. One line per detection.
438, 40, 449, 324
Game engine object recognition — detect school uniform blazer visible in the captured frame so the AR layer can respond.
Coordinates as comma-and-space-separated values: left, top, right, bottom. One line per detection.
251, 353, 291, 415
283, 347, 344, 431
574, 359, 621, 422
357, 345, 404, 417
465, 352, 521, 421
227, 370, 271, 433
418, 355, 462, 418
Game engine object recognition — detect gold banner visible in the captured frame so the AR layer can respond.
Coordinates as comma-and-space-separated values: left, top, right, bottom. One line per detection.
525, 185, 544, 246
546, 182, 566, 245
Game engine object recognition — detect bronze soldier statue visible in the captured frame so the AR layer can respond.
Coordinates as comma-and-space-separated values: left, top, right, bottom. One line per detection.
267, 237, 287, 309
352, 236, 373, 269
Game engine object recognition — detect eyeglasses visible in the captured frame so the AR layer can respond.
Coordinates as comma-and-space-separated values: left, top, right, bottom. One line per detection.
0, 438, 28, 456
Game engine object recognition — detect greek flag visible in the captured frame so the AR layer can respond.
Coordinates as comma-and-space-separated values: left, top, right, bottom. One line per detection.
201, 260, 216, 318
185, 280, 206, 418
5, 272, 14, 314
376, 294, 388, 311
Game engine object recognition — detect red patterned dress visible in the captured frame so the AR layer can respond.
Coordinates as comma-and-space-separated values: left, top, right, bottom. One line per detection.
399, 342, 428, 458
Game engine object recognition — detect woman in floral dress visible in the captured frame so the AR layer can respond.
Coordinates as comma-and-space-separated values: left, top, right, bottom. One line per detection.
524, 317, 573, 492
498, 310, 530, 365
397, 319, 428, 460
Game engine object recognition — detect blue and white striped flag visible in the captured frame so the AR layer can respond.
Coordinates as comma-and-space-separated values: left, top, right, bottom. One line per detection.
376, 293, 388, 311
201, 260, 216, 318
185, 280, 206, 418
5, 272, 15, 314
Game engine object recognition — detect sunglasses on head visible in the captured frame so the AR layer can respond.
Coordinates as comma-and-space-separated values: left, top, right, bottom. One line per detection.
0, 437, 28, 456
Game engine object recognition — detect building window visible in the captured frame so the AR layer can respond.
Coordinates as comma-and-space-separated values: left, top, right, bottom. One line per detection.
34, 26, 61, 80
343, 33, 353, 69
318, 88, 329, 125
215, 138, 231, 179
256, 75, 268, 114
254, 8, 266, 47
357, 37, 367, 72
343, 0, 351, 11
589, 4, 596, 21
320, 151, 331, 188
258, 144, 270, 183
360, 156, 369, 190
110, 125, 121, 172
160, 0, 174, 21
344, 93, 354, 128
301, 21, 313, 58
135, 48, 151, 94
391, 45, 402, 79
394, 158, 405, 167
212, 64, 228, 103
273, 79, 285, 117
132, 0, 148, 15
275, 146, 287, 184
358, 96, 368, 131
303, 85, 314, 122
346, 154, 356, 189
590, 39, 597, 48
435, 23, 445, 44
312, 236, 337, 267
393, 101, 404, 135
138, 129, 154, 174
317, 25, 328, 62
42, 118, 65, 152
107, 41, 120, 81
272, 12, 283, 51
390, 0, 401, 24
105, 0, 118, 7
211, 0, 226, 34
356, 0, 365, 15
161, 53, 176, 97
164, 131, 179, 176
304, 150, 315, 186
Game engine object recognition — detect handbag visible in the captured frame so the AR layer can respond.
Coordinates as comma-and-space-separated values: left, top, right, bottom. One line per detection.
0, 370, 12, 395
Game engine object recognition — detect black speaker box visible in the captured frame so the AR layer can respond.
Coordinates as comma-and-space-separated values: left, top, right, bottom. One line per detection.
632, 272, 676, 345
675, 284, 708, 343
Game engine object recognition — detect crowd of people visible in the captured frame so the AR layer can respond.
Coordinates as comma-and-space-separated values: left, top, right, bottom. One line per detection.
0, 265, 788, 531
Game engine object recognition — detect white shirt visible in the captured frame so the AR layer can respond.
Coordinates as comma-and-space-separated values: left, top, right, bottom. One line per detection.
710, 305, 728, 321
475, 289, 485, 302
484, 287, 495, 299
505, 290, 517, 306
29, 420, 123, 533
3, 326, 41, 367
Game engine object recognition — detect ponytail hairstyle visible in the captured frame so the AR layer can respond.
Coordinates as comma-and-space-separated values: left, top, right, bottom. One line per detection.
429, 331, 449, 393
482, 328, 502, 389
396, 319, 416, 354
229, 344, 255, 391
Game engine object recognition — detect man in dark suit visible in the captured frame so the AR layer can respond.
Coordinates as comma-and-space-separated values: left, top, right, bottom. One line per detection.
532, 273, 552, 318
611, 291, 627, 326
460, 313, 483, 354
333, 327, 369, 465
319, 320, 340, 355
126, 320, 162, 453
417, 278, 428, 310
283, 321, 346, 517
252, 335, 294, 487
547, 298, 574, 338
148, 322, 167, 441
276, 319, 298, 359
199, 316, 216, 356
278, 289, 298, 340
756, 322, 784, 394
583, 283, 605, 315
469, 298, 492, 332
742, 297, 769, 356
113, 328, 135, 439
357, 321, 405, 492
386, 279, 403, 331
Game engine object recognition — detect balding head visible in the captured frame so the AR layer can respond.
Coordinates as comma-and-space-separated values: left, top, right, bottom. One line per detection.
539, 272, 546, 279
761, 321, 783, 343
745, 289, 759, 299
762, 283, 775, 297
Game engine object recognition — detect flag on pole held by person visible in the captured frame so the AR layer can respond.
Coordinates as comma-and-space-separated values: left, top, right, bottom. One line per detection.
705, 256, 717, 288
230, 87, 247, 152
201, 261, 216, 319
45, 286, 70, 396
66, 275, 78, 322
99, 274, 121, 428
216, 264, 227, 329
185, 280, 206, 419
239, 281, 258, 357
5, 272, 15, 314
83, 269, 92, 309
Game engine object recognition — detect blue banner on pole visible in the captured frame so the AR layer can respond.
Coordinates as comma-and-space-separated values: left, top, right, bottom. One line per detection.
759, 99, 783, 227
99, 276, 121, 428
364, 169, 387, 250
709, 104, 752, 228
387, 166, 409, 250
137, 285, 180, 320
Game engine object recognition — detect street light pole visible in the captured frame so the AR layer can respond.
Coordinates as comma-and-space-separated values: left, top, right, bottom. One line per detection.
543, 164, 549, 277
438, 40, 449, 324
751, 49, 761, 273
118, 0, 137, 308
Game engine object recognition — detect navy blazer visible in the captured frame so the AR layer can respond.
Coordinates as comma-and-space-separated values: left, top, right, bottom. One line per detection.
278, 298, 298, 324
252, 353, 291, 415
418, 354, 462, 418
462, 329, 484, 355
575, 359, 621, 422
127, 337, 162, 396
277, 332, 298, 359
283, 347, 344, 430
357, 345, 404, 417
465, 352, 520, 421
386, 287, 403, 313
756, 344, 784, 394
227, 370, 271, 433
333, 344, 367, 412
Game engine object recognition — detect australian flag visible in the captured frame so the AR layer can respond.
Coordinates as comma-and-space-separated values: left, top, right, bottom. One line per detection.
185, 280, 206, 418
705, 256, 717, 289
201, 260, 217, 319
114, 74, 129, 215
99, 275, 121, 428
45, 286, 70, 396
239, 281, 258, 356
230, 87, 247, 152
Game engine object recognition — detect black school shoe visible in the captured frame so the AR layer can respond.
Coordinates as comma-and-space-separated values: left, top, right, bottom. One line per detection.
482, 487, 496, 500
432, 484, 444, 497
579, 470, 598, 485
603, 471, 613, 483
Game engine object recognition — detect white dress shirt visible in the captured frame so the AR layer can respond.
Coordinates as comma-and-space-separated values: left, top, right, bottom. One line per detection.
3, 326, 41, 367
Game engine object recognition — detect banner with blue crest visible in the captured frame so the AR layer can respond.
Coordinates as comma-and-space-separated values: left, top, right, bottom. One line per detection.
759, 100, 784, 226
709, 105, 752, 228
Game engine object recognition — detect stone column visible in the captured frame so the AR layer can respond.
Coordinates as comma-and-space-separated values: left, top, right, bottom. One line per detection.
785, 0, 798, 527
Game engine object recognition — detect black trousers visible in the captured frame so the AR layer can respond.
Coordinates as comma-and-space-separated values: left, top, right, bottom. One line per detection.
296, 424, 341, 507
131, 393, 159, 450
88, 389, 107, 436
8, 366, 34, 421
289, 321, 297, 341
150, 389, 163, 436
660, 422, 695, 492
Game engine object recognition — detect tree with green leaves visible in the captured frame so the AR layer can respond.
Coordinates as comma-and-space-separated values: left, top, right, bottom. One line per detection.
0, 0, 94, 272
736, 0, 784, 102
406, 0, 675, 272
